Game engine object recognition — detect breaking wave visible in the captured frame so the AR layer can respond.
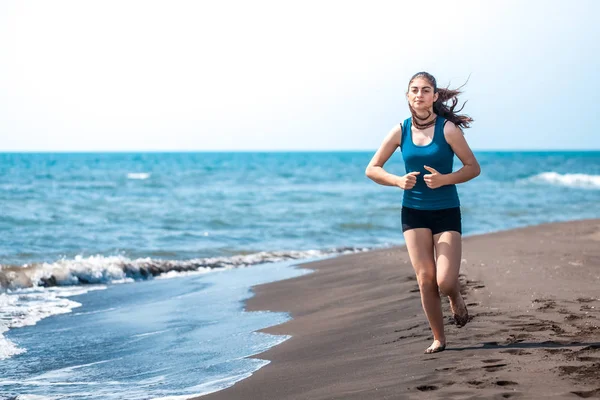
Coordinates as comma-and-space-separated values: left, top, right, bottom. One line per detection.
523, 172, 600, 189
0, 247, 368, 291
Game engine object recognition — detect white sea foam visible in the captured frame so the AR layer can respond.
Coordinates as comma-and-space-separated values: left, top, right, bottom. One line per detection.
0, 325, 25, 360
0, 247, 368, 361
127, 172, 151, 180
525, 172, 600, 189
155, 267, 213, 280
0, 285, 106, 360
30, 358, 119, 382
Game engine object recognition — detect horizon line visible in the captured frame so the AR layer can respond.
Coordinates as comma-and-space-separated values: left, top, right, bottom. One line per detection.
0, 149, 599, 154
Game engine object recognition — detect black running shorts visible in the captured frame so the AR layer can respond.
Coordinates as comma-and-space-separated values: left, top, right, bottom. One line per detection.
401, 206, 462, 235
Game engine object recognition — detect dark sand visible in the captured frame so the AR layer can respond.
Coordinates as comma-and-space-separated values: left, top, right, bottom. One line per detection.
198, 219, 600, 399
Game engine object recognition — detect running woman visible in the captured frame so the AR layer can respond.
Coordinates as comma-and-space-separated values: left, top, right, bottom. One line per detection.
366, 71, 481, 354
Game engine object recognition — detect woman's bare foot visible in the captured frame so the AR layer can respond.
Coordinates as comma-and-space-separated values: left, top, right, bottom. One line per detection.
449, 294, 469, 327
425, 339, 446, 354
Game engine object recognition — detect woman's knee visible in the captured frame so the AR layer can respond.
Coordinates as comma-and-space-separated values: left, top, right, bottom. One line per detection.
437, 278, 458, 296
416, 268, 437, 290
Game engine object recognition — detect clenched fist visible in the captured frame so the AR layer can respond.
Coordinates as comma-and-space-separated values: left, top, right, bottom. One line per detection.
396, 171, 420, 190
423, 165, 447, 189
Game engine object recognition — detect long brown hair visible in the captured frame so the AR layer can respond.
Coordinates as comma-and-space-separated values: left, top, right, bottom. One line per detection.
408, 71, 473, 129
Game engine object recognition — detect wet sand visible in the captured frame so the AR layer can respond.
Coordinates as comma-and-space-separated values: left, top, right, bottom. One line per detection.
197, 219, 600, 399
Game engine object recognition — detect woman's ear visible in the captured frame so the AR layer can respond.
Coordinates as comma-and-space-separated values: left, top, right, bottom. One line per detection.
433, 92, 439, 102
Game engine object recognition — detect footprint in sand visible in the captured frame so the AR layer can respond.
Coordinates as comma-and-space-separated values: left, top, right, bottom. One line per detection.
482, 358, 504, 363
496, 380, 518, 386
467, 379, 484, 386
506, 319, 568, 335
557, 363, 600, 381
508, 321, 550, 332
565, 313, 585, 321
571, 388, 600, 398
483, 363, 508, 372
567, 345, 600, 362
576, 297, 597, 303
543, 345, 600, 364
550, 324, 567, 334
416, 385, 438, 391
575, 322, 600, 337
467, 379, 520, 396
533, 298, 557, 312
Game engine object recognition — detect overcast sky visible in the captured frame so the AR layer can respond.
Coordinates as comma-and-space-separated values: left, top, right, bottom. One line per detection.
1, 0, 598, 151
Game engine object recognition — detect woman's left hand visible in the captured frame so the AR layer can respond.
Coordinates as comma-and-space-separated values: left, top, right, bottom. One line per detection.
423, 166, 447, 189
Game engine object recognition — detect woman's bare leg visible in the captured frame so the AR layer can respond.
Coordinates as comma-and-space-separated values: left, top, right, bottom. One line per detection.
403, 228, 445, 352
433, 230, 468, 326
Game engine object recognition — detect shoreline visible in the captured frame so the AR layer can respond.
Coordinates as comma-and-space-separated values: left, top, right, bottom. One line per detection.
197, 218, 600, 400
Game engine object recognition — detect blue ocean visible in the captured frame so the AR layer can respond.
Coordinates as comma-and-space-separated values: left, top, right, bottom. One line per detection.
1, 151, 599, 399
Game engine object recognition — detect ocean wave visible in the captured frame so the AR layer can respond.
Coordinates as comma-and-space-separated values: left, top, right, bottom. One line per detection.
0, 247, 368, 360
524, 172, 600, 189
127, 172, 151, 180
0, 248, 367, 291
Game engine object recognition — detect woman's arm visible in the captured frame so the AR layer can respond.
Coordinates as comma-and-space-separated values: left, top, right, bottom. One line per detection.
441, 121, 481, 185
366, 124, 421, 189
365, 124, 403, 186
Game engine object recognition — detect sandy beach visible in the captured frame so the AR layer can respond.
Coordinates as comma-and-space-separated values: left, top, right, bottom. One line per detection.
196, 219, 600, 400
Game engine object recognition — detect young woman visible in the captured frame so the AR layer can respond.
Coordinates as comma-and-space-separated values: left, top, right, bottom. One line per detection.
365, 71, 480, 354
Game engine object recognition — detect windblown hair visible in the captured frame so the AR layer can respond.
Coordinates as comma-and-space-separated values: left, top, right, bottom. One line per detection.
408, 71, 473, 129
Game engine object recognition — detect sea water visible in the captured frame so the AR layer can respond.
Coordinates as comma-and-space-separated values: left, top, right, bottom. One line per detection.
1, 151, 598, 399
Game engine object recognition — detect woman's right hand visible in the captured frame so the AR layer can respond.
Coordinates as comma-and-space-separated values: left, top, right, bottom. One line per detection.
396, 171, 420, 190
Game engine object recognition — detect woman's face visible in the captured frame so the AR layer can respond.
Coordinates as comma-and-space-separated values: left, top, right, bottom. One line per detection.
407, 77, 439, 111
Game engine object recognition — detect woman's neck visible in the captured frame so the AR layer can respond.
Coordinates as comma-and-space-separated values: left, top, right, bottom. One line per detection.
412, 109, 437, 129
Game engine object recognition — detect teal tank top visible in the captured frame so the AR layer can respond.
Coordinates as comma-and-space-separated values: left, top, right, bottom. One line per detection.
400, 116, 460, 210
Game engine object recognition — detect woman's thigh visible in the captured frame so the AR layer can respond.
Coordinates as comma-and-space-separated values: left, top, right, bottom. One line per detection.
403, 228, 436, 281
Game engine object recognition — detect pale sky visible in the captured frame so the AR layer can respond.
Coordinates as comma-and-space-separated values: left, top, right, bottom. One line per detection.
1, 0, 599, 151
